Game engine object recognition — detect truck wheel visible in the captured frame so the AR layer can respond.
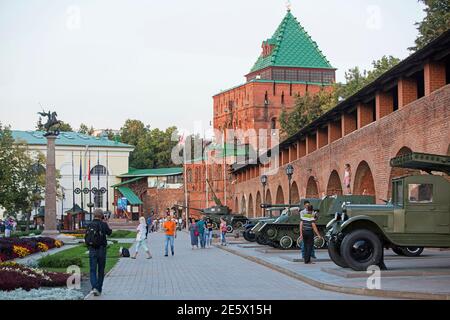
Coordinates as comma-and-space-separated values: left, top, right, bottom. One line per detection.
212, 222, 218, 230
340, 229, 383, 271
279, 236, 293, 249
401, 247, 424, 257
226, 225, 233, 233
391, 246, 405, 256
327, 240, 348, 268
243, 229, 256, 242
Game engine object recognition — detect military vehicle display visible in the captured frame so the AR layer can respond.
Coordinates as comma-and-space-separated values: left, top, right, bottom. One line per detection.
175, 180, 248, 233
254, 195, 375, 250
326, 152, 450, 271
243, 208, 282, 242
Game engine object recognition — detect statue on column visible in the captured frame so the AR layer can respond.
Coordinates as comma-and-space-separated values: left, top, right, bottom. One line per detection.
38, 110, 62, 137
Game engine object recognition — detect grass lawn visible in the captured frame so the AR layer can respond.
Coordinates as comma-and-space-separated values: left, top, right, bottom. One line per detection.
108, 230, 137, 239
39, 242, 132, 275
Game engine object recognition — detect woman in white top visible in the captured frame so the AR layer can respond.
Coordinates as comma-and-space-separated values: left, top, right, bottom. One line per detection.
132, 216, 152, 259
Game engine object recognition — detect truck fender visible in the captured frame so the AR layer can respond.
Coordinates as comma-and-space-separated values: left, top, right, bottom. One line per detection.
340, 216, 384, 235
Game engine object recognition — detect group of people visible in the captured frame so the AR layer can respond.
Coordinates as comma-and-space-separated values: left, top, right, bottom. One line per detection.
0, 217, 16, 237
188, 216, 227, 249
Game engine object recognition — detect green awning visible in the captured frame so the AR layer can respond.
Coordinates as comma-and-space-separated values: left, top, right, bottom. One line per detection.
117, 187, 143, 205
111, 176, 145, 188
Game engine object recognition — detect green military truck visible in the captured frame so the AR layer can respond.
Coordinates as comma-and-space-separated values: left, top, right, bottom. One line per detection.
326, 152, 450, 271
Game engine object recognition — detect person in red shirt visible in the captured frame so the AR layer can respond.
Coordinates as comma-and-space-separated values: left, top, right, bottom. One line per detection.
163, 213, 177, 256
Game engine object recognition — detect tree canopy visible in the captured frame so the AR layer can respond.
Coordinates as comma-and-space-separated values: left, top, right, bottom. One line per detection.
119, 119, 180, 169
410, 0, 450, 51
279, 55, 401, 138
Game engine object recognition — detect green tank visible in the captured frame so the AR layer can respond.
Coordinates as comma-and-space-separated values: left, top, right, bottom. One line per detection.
175, 180, 248, 233
243, 208, 283, 242
254, 195, 376, 250
326, 152, 450, 271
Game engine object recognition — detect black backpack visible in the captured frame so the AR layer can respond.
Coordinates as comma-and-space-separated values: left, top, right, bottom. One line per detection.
85, 222, 104, 248
121, 247, 130, 257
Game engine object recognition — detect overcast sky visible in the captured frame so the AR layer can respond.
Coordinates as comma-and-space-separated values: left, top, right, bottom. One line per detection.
0, 0, 425, 134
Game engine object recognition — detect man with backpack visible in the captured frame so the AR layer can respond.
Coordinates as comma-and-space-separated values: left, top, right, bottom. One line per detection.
85, 209, 112, 297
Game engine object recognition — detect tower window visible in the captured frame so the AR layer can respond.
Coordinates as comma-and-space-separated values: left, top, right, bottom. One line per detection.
264, 91, 269, 106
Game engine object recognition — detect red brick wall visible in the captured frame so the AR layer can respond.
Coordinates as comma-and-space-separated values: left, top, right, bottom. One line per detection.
234, 84, 450, 216
145, 188, 184, 218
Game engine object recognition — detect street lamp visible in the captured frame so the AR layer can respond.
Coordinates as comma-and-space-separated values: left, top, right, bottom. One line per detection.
285, 164, 294, 205
260, 175, 268, 216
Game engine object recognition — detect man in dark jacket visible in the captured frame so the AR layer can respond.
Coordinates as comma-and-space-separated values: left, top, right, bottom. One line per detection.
87, 209, 112, 296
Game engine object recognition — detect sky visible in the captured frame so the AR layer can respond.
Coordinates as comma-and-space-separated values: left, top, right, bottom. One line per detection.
0, 0, 425, 134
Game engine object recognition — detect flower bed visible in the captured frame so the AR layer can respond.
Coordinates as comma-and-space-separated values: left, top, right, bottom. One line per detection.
0, 237, 63, 262
0, 287, 84, 300
0, 262, 71, 291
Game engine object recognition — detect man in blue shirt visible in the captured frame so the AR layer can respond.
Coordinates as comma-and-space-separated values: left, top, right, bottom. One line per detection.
146, 215, 152, 238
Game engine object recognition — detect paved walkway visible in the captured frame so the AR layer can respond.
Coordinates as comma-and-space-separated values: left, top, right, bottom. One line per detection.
88, 231, 380, 300
221, 242, 450, 299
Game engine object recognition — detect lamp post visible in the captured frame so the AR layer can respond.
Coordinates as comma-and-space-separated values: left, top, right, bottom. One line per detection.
260, 175, 268, 216
286, 164, 294, 205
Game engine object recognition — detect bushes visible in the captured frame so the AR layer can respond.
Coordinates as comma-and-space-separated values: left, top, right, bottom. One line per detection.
10, 230, 43, 238
0, 262, 70, 291
38, 255, 82, 269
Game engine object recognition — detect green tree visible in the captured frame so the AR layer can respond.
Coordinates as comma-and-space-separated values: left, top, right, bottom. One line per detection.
0, 124, 47, 230
78, 123, 95, 135
279, 90, 336, 137
279, 56, 400, 138
410, 0, 450, 51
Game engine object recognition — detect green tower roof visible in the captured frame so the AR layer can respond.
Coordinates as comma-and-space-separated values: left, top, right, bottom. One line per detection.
249, 10, 334, 74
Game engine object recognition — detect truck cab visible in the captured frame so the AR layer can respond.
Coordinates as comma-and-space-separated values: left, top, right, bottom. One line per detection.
326, 152, 450, 271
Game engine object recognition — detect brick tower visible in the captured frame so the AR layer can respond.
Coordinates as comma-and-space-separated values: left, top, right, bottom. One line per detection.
186, 9, 335, 214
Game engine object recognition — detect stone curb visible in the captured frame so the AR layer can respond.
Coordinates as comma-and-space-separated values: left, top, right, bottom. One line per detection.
217, 245, 450, 300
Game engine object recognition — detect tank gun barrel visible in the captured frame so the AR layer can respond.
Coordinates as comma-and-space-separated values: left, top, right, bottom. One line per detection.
174, 204, 204, 213
206, 179, 223, 206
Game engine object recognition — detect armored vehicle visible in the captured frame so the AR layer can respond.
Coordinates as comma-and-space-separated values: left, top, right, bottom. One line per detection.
326, 152, 450, 271
176, 180, 248, 233
254, 195, 375, 250
243, 208, 283, 242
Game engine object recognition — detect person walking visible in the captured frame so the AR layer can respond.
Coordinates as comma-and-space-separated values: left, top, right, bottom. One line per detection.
299, 204, 322, 264
85, 209, 112, 296
163, 213, 177, 256
132, 216, 152, 259
219, 218, 227, 246
196, 216, 206, 248
4, 218, 12, 238
146, 215, 152, 238
189, 218, 199, 249
205, 218, 213, 248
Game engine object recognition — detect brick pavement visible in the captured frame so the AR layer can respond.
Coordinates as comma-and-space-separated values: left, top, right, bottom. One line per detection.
87, 231, 378, 300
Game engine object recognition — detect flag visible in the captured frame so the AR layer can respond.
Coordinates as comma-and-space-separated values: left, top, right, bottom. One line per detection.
79, 153, 82, 181
88, 156, 91, 181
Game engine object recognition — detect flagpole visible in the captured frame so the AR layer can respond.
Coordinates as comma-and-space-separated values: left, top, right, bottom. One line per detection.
183, 135, 189, 230
106, 150, 109, 213
97, 149, 100, 209
71, 151, 75, 210
79, 151, 84, 228
88, 149, 92, 221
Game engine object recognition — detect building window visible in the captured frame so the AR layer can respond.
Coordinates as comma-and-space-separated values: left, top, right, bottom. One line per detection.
167, 174, 183, 184
187, 169, 192, 183
91, 165, 107, 176
281, 91, 285, 105
271, 118, 277, 130
264, 91, 269, 106
94, 193, 104, 208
